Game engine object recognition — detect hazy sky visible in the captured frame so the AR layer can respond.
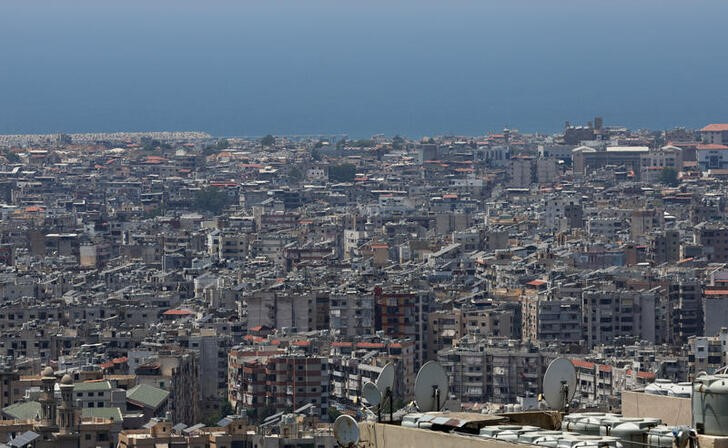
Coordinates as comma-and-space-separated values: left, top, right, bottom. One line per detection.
1, 0, 727, 137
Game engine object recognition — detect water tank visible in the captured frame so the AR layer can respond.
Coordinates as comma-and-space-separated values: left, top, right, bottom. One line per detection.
480, 425, 527, 438
647, 426, 674, 448
564, 413, 622, 436
669, 382, 692, 398
610, 422, 650, 448
520, 431, 566, 444
535, 437, 561, 447
401, 413, 424, 428
558, 435, 621, 448
692, 374, 728, 435
496, 431, 521, 442
494, 426, 541, 442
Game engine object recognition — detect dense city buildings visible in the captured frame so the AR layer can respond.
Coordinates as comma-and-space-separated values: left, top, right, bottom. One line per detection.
0, 121, 727, 445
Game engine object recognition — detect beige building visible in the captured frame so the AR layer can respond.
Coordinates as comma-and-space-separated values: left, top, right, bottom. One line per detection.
639, 145, 683, 183
0, 368, 119, 448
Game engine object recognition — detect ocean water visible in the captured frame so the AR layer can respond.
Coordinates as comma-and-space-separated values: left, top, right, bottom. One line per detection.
1, 0, 727, 138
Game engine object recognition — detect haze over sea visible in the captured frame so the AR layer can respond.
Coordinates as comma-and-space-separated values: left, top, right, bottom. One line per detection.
2, 0, 728, 138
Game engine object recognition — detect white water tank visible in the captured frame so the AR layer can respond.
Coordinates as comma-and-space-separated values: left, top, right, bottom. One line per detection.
692, 374, 728, 435
479, 425, 526, 438
647, 426, 674, 448
610, 422, 651, 448
519, 431, 566, 444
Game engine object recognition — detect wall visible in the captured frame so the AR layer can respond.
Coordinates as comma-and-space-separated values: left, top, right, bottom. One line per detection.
620, 391, 691, 425
359, 422, 520, 448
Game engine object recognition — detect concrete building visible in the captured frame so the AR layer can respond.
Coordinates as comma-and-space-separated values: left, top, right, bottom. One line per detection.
508, 158, 534, 188
0, 368, 119, 448
522, 293, 582, 344
700, 123, 728, 145
573, 146, 649, 178
582, 287, 659, 348
687, 330, 728, 376
329, 290, 375, 337
695, 224, 728, 262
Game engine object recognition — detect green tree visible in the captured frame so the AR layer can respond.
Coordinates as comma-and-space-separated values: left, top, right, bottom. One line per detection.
261, 134, 275, 147
193, 187, 233, 214
2, 150, 21, 164
311, 148, 322, 161
660, 168, 679, 187
328, 163, 356, 182
327, 406, 341, 422
289, 166, 303, 182
351, 139, 374, 147
142, 139, 161, 152
220, 400, 234, 417
202, 145, 217, 156
392, 135, 405, 150
216, 138, 230, 150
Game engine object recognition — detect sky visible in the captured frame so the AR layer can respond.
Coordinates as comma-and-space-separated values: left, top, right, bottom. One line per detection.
1, 0, 727, 137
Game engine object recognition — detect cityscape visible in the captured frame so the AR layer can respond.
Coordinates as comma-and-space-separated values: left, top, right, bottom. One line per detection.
4, 0, 728, 447
0, 120, 726, 447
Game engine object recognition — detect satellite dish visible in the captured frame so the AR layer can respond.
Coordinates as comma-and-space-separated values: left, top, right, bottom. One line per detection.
362, 381, 381, 407
414, 361, 449, 412
376, 363, 395, 394
333, 415, 360, 448
542, 358, 577, 411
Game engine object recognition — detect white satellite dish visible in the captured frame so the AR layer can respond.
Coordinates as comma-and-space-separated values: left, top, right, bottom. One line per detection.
376, 363, 395, 394
333, 414, 360, 448
542, 358, 577, 411
414, 361, 449, 412
362, 381, 382, 407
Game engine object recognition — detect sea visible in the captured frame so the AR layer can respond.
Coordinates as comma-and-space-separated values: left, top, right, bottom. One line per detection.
1, 0, 727, 138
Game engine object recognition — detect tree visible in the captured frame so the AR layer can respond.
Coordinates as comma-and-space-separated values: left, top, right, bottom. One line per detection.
193, 187, 233, 214
351, 139, 374, 147
660, 168, 679, 187
311, 148, 322, 161
392, 135, 405, 150
260, 134, 275, 147
200, 400, 235, 427
288, 166, 303, 182
216, 138, 230, 150
220, 400, 234, 417
328, 163, 356, 182
2, 150, 20, 164
327, 406, 341, 422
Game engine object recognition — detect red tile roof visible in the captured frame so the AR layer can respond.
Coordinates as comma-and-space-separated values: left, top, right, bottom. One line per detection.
162, 309, 194, 316
697, 144, 728, 150
701, 124, 728, 132
704, 290, 728, 295
572, 359, 595, 369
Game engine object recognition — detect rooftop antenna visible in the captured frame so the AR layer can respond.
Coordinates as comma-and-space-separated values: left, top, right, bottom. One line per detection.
542, 358, 577, 413
333, 414, 360, 448
414, 361, 449, 412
